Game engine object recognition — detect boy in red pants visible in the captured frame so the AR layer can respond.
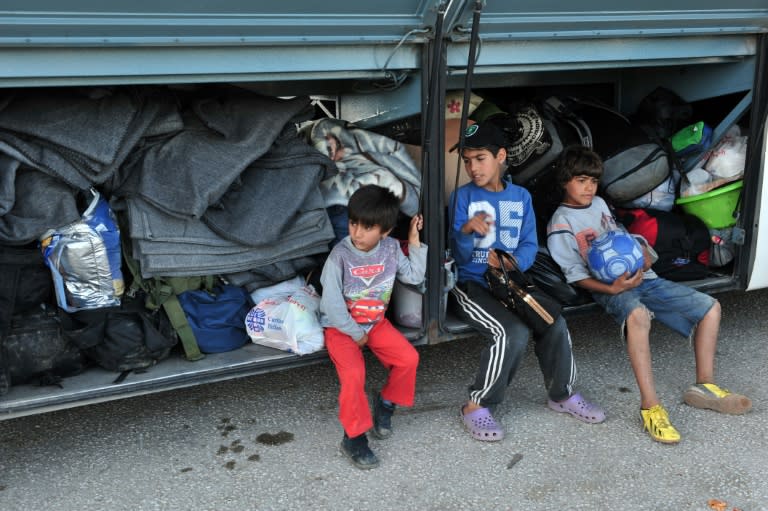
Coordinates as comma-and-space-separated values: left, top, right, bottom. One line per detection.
320, 185, 426, 469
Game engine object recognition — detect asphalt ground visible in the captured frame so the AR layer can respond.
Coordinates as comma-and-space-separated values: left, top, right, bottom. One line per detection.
1, 288, 767, 511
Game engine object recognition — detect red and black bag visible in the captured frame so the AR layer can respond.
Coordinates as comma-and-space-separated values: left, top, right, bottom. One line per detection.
617, 208, 711, 281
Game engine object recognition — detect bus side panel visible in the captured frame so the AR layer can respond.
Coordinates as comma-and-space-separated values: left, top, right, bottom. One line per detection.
747, 120, 768, 290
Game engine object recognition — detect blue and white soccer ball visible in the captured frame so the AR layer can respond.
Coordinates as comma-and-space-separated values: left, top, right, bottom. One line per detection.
587, 230, 645, 283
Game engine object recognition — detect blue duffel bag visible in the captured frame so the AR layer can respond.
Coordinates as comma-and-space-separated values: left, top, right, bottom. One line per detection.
177, 285, 252, 354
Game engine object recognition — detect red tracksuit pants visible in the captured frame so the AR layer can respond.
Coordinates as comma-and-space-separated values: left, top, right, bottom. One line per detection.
325, 318, 419, 438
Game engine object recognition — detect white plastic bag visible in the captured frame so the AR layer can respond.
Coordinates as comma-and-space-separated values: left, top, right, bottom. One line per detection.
244, 285, 324, 355
680, 124, 747, 197
705, 126, 747, 180
391, 280, 424, 328
681, 126, 747, 198
617, 168, 679, 211
249, 275, 304, 305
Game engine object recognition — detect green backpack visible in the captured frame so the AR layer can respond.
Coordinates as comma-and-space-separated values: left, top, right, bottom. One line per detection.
124, 254, 214, 362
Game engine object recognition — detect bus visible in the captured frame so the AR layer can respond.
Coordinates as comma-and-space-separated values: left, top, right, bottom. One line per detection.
1, 1, 766, 419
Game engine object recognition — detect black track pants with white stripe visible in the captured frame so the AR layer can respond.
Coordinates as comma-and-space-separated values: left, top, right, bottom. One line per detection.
451, 281, 577, 407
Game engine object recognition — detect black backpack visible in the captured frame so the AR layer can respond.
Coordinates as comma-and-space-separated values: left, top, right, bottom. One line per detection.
632, 86, 694, 140
617, 208, 711, 281
0, 244, 87, 395
542, 96, 672, 205
0, 244, 52, 338
59, 294, 177, 374
2, 308, 89, 393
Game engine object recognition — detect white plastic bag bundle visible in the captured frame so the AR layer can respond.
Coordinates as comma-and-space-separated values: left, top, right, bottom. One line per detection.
617, 168, 680, 211
249, 275, 304, 305
705, 126, 747, 179
391, 280, 424, 328
681, 125, 747, 197
244, 285, 324, 355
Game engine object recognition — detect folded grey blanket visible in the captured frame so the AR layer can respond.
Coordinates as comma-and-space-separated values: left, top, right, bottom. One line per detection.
136, 221, 333, 277
133, 210, 329, 256
0, 153, 19, 216
0, 89, 163, 189
0, 168, 80, 245
137, 240, 331, 277
122, 195, 333, 277
224, 257, 319, 291
129, 95, 312, 220
125, 187, 327, 248
202, 124, 334, 246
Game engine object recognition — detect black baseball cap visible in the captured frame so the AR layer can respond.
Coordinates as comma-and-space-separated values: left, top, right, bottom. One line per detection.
451, 122, 507, 152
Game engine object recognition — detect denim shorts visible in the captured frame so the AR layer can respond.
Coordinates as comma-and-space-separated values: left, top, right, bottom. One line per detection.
591, 278, 716, 338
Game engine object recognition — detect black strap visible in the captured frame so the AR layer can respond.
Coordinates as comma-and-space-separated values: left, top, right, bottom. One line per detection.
113, 370, 131, 384
35, 371, 64, 389
113, 368, 147, 384
492, 248, 534, 289
419, 1, 447, 213
448, 0, 484, 234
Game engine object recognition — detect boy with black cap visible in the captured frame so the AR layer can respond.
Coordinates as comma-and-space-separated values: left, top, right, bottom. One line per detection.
449, 122, 604, 442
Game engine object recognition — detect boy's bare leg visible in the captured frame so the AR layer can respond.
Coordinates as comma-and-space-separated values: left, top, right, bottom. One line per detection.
625, 307, 659, 409
684, 299, 750, 414
693, 300, 720, 384
627, 307, 681, 443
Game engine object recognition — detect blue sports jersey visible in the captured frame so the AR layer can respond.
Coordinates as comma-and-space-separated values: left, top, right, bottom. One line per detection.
449, 181, 538, 287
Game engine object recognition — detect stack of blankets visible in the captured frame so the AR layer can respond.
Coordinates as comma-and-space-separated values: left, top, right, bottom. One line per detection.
0, 88, 334, 284
0, 87, 422, 291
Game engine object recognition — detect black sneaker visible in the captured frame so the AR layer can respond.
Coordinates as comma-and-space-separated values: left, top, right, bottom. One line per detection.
372, 393, 396, 440
340, 434, 380, 469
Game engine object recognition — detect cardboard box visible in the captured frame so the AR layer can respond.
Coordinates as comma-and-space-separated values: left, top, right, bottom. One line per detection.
404, 118, 475, 203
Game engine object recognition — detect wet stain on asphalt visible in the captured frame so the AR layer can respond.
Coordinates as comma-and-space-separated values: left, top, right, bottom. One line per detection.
205, 420, 267, 469
216, 418, 237, 437
256, 431, 294, 445
229, 439, 245, 453
201, 419, 269, 469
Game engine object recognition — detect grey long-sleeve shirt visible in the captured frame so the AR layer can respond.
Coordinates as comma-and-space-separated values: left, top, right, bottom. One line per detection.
319, 236, 427, 341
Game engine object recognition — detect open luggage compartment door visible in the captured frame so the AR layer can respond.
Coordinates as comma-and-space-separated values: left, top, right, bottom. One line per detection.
0, 0, 440, 86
